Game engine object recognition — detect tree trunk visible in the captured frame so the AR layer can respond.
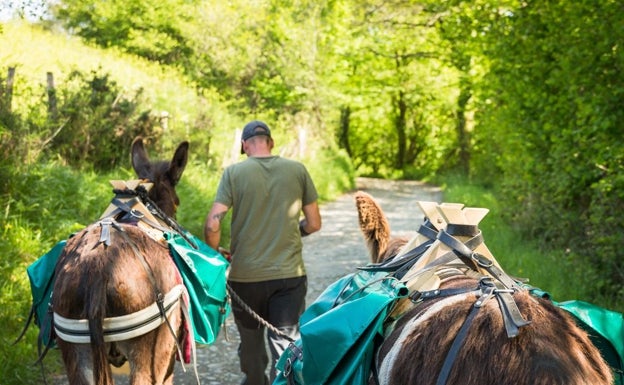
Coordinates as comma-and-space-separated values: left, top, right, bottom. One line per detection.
2, 66, 16, 112
456, 79, 472, 175
47, 72, 58, 120
338, 105, 352, 156
394, 90, 407, 169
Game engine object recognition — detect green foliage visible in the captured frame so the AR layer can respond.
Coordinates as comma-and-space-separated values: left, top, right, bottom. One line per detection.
51, 0, 195, 64
185, 0, 330, 114
175, 160, 221, 237
585, 168, 624, 301
305, 146, 355, 202
0, 68, 50, 168
48, 69, 159, 171
0, 21, 220, 155
322, 0, 461, 177
474, 0, 624, 297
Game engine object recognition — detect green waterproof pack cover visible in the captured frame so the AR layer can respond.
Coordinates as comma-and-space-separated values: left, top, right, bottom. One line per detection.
531, 288, 624, 385
26, 240, 66, 347
559, 300, 624, 385
274, 271, 408, 385
165, 231, 231, 345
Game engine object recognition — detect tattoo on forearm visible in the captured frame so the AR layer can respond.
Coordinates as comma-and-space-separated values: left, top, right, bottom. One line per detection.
208, 211, 227, 233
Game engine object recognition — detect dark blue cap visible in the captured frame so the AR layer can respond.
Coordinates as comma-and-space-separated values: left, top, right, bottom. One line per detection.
241, 120, 271, 153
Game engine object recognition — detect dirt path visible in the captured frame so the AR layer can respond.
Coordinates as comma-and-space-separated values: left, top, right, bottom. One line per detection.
56, 177, 442, 385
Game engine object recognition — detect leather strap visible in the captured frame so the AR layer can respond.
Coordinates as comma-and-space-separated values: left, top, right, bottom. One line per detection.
436, 229, 530, 338
417, 220, 439, 240
437, 230, 522, 291
357, 240, 433, 276
411, 284, 480, 303
435, 279, 496, 385
178, 293, 201, 385
282, 342, 304, 385
99, 219, 113, 246
358, 220, 439, 276
495, 289, 531, 337
445, 224, 480, 237
110, 197, 172, 234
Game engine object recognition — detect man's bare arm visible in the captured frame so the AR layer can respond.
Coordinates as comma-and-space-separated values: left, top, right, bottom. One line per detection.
299, 201, 321, 236
204, 202, 229, 250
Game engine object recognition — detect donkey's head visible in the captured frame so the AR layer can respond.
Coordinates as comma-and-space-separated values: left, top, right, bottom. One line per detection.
131, 137, 189, 218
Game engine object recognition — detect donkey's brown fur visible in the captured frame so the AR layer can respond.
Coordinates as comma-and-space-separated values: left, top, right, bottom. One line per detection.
53, 138, 189, 385
355, 191, 613, 385
355, 191, 406, 264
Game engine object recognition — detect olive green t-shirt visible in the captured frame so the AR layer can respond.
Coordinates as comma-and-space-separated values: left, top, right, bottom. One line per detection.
215, 156, 318, 282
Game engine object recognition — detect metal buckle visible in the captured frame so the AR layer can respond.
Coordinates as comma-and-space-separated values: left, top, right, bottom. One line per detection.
130, 208, 144, 219
494, 288, 515, 294
475, 285, 495, 307
410, 290, 423, 303
471, 252, 493, 268
283, 358, 292, 376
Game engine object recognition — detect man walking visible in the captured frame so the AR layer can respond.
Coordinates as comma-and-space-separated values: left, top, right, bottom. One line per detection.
204, 120, 321, 385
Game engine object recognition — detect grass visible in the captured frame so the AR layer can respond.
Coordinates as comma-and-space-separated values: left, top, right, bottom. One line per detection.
0, 22, 201, 127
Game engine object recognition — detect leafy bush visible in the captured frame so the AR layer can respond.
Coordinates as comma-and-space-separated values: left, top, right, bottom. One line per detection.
46, 69, 161, 171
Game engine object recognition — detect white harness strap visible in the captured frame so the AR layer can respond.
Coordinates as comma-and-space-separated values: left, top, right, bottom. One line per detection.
54, 284, 185, 343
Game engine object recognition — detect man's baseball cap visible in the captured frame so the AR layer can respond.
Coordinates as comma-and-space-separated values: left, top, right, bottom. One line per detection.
241, 120, 271, 154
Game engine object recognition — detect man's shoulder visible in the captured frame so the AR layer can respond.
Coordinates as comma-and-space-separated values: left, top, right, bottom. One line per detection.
273, 156, 305, 165
278, 157, 309, 173
232, 156, 307, 173
275, 156, 300, 164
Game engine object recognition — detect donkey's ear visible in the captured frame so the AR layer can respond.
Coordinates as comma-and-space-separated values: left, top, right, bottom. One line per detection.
168, 141, 189, 186
355, 191, 390, 262
131, 137, 151, 178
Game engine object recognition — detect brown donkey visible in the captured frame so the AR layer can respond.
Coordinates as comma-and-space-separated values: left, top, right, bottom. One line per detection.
355, 191, 613, 385
52, 138, 189, 385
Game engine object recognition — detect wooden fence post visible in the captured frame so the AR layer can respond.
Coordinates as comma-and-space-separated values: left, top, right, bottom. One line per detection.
1, 66, 16, 112
47, 71, 57, 120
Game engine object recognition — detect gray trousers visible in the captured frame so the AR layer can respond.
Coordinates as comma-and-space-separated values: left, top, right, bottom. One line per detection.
236, 323, 300, 385
229, 277, 307, 385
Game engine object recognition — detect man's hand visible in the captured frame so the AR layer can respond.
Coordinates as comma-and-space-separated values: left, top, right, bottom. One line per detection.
218, 247, 232, 262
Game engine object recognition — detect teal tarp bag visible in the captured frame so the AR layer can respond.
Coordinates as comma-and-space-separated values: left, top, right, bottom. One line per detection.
559, 300, 624, 385
531, 288, 624, 385
274, 270, 407, 385
165, 231, 230, 345
26, 240, 66, 348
